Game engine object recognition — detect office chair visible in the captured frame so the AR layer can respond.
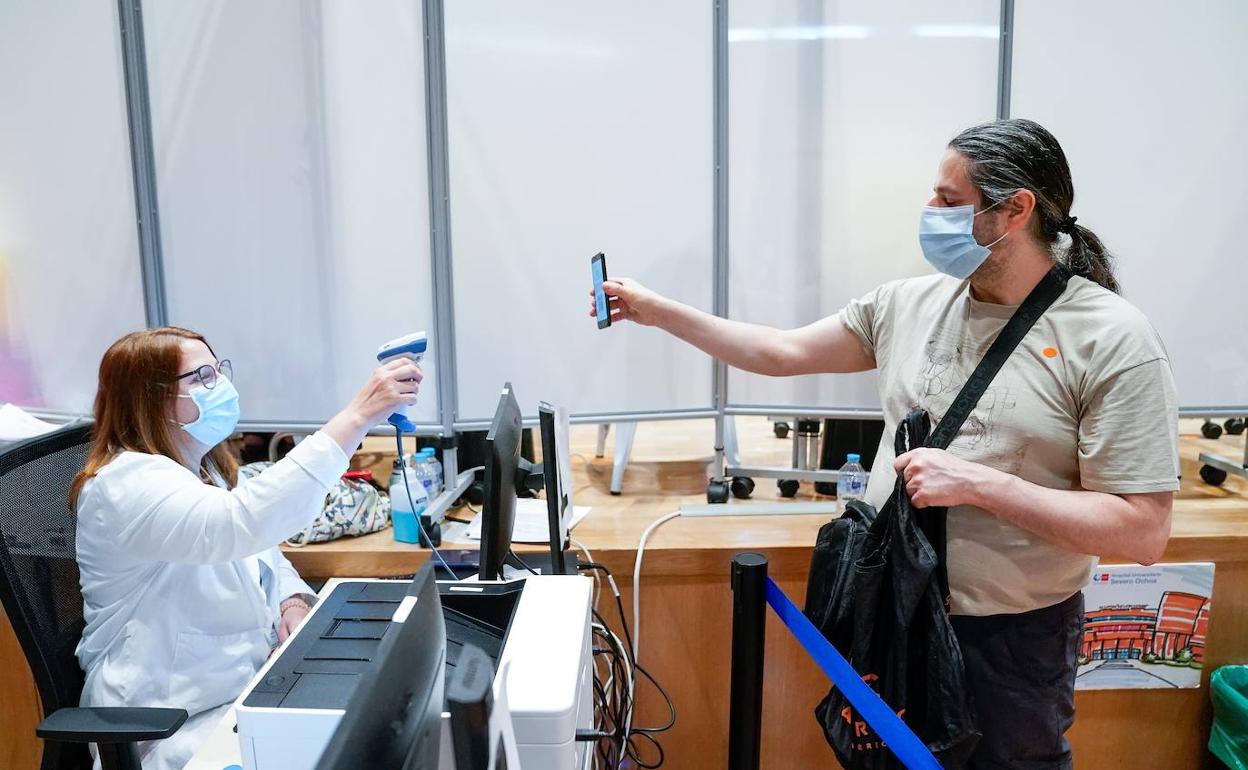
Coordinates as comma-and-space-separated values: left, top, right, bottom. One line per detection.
0, 423, 186, 770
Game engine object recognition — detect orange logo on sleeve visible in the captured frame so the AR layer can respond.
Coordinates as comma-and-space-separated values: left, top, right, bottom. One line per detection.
1043, 347, 1059, 358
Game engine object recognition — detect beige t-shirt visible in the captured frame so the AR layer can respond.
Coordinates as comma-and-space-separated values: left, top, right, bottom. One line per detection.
840, 273, 1180, 617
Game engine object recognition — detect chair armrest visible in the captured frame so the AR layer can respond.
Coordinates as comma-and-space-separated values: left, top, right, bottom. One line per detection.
37, 706, 188, 743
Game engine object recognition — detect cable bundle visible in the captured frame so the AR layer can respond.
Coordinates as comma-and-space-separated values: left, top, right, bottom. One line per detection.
577, 560, 676, 769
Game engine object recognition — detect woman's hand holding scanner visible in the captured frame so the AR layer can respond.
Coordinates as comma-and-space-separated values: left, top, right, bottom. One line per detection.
587, 277, 665, 327
375, 331, 428, 432
323, 360, 423, 454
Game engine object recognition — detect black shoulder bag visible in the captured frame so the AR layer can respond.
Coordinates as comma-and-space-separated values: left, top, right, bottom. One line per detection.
802, 265, 1070, 769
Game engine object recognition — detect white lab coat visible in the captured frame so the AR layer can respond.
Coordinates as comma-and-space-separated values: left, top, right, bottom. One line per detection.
75, 431, 348, 770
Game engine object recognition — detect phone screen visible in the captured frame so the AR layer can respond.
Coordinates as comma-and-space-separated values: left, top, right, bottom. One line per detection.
592, 253, 610, 328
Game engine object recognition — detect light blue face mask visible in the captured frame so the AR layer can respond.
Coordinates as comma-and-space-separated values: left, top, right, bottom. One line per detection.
177, 377, 241, 447
917, 202, 1007, 279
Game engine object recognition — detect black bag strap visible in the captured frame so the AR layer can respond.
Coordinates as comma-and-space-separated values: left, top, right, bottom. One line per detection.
926, 264, 1071, 450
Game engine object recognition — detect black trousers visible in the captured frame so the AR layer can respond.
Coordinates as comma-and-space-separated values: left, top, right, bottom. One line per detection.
950, 592, 1084, 770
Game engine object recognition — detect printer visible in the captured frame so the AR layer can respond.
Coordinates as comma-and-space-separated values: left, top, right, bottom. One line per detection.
233, 574, 593, 769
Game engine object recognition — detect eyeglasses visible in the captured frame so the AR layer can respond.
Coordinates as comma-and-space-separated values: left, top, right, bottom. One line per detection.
175, 359, 233, 390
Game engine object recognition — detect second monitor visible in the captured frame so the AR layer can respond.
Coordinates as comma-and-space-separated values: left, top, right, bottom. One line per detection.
479, 383, 522, 582
476, 385, 577, 581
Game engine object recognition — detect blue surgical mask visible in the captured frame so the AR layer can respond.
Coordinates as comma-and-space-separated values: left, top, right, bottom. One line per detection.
918, 202, 1007, 279
177, 377, 241, 447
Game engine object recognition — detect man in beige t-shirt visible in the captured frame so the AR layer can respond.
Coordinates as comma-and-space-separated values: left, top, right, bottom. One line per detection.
592, 119, 1177, 769
840, 272, 1178, 618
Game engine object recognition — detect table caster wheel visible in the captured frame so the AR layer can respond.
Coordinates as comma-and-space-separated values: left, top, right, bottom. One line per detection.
778, 479, 800, 498
774, 421, 790, 439
419, 517, 442, 548
1202, 421, 1224, 440
1225, 418, 1246, 436
1200, 465, 1228, 487
730, 477, 755, 499
707, 478, 730, 504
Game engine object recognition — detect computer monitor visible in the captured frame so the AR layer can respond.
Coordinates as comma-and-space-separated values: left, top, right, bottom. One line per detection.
479, 383, 522, 581
315, 565, 445, 770
538, 402, 573, 575
448, 647, 522, 770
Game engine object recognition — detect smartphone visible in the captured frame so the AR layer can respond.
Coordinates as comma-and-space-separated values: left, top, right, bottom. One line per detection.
591, 252, 611, 329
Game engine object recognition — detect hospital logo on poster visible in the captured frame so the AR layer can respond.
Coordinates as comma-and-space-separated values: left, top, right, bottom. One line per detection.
1077, 562, 1214, 691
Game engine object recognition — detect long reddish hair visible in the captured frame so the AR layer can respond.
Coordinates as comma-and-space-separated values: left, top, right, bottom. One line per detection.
70, 327, 239, 509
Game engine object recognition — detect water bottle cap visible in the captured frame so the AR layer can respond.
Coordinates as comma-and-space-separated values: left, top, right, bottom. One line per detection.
847, 453, 860, 463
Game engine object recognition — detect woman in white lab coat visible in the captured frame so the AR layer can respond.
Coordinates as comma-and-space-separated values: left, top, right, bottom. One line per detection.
70, 326, 421, 770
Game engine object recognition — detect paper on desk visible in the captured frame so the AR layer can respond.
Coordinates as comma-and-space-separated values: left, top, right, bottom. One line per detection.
462, 497, 591, 543
0, 403, 60, 442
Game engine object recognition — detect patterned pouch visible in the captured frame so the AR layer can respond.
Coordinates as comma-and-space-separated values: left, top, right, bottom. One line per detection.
237, 461, 392, 545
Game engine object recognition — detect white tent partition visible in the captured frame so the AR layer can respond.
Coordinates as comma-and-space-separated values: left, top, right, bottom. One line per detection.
1010, 0, 1248, 413
725, 0, 1001, 419
143, 0, 440, 429
0, 1, 147, 416
2, 0, 1244, 450
443, 0, 716, 427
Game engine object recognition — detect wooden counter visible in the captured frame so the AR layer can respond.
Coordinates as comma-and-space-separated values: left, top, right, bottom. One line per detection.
3, 419, 1246, 769
286, 422, 1248, 770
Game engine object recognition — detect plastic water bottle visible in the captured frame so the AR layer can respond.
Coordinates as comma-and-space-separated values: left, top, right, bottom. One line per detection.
410, 450, 436, 500
424, 448, 444, 497
836, 453, 867, 515
389, 458, 428, 544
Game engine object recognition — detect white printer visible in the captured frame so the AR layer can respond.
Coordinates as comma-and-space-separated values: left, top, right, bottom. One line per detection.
233, 574, 593, 769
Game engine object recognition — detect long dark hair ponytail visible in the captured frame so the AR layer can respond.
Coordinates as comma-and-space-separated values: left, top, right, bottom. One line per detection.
950, 118, 1119, 293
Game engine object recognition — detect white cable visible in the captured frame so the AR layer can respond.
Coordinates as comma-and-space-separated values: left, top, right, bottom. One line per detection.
631, 511, 680, 664
594, 619, 634, 764
614, 626, 635, 762
571, 537, 596, 567
571, 538, 601, 610
590, 619, 635, 767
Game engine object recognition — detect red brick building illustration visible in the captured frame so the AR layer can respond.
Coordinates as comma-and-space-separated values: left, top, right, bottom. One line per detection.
1081, 591, 1209, 663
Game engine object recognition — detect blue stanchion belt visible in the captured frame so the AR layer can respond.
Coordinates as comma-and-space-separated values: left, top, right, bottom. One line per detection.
764, 578, 941, 770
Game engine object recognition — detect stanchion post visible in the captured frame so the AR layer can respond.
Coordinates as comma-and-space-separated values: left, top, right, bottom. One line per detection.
729, 552, 768, 770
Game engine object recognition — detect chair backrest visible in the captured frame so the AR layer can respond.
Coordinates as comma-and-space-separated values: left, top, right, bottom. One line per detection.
0, 423, 94, 770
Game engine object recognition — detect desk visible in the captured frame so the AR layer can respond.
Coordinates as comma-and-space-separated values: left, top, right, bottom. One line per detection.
281, 421, 1248, 770
3, 420, 1247, 769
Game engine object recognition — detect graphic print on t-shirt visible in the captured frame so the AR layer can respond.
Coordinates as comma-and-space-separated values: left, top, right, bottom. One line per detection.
915, 326, 1029, 475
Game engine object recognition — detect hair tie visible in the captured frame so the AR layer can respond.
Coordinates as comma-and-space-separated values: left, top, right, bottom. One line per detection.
1060, 215, 1078, 233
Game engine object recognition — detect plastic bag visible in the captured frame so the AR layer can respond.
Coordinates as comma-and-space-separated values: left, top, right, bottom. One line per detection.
1211, 666, 1248, 770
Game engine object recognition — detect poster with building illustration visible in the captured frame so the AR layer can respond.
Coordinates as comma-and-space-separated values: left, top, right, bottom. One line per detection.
1076, 562, 1214, 690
